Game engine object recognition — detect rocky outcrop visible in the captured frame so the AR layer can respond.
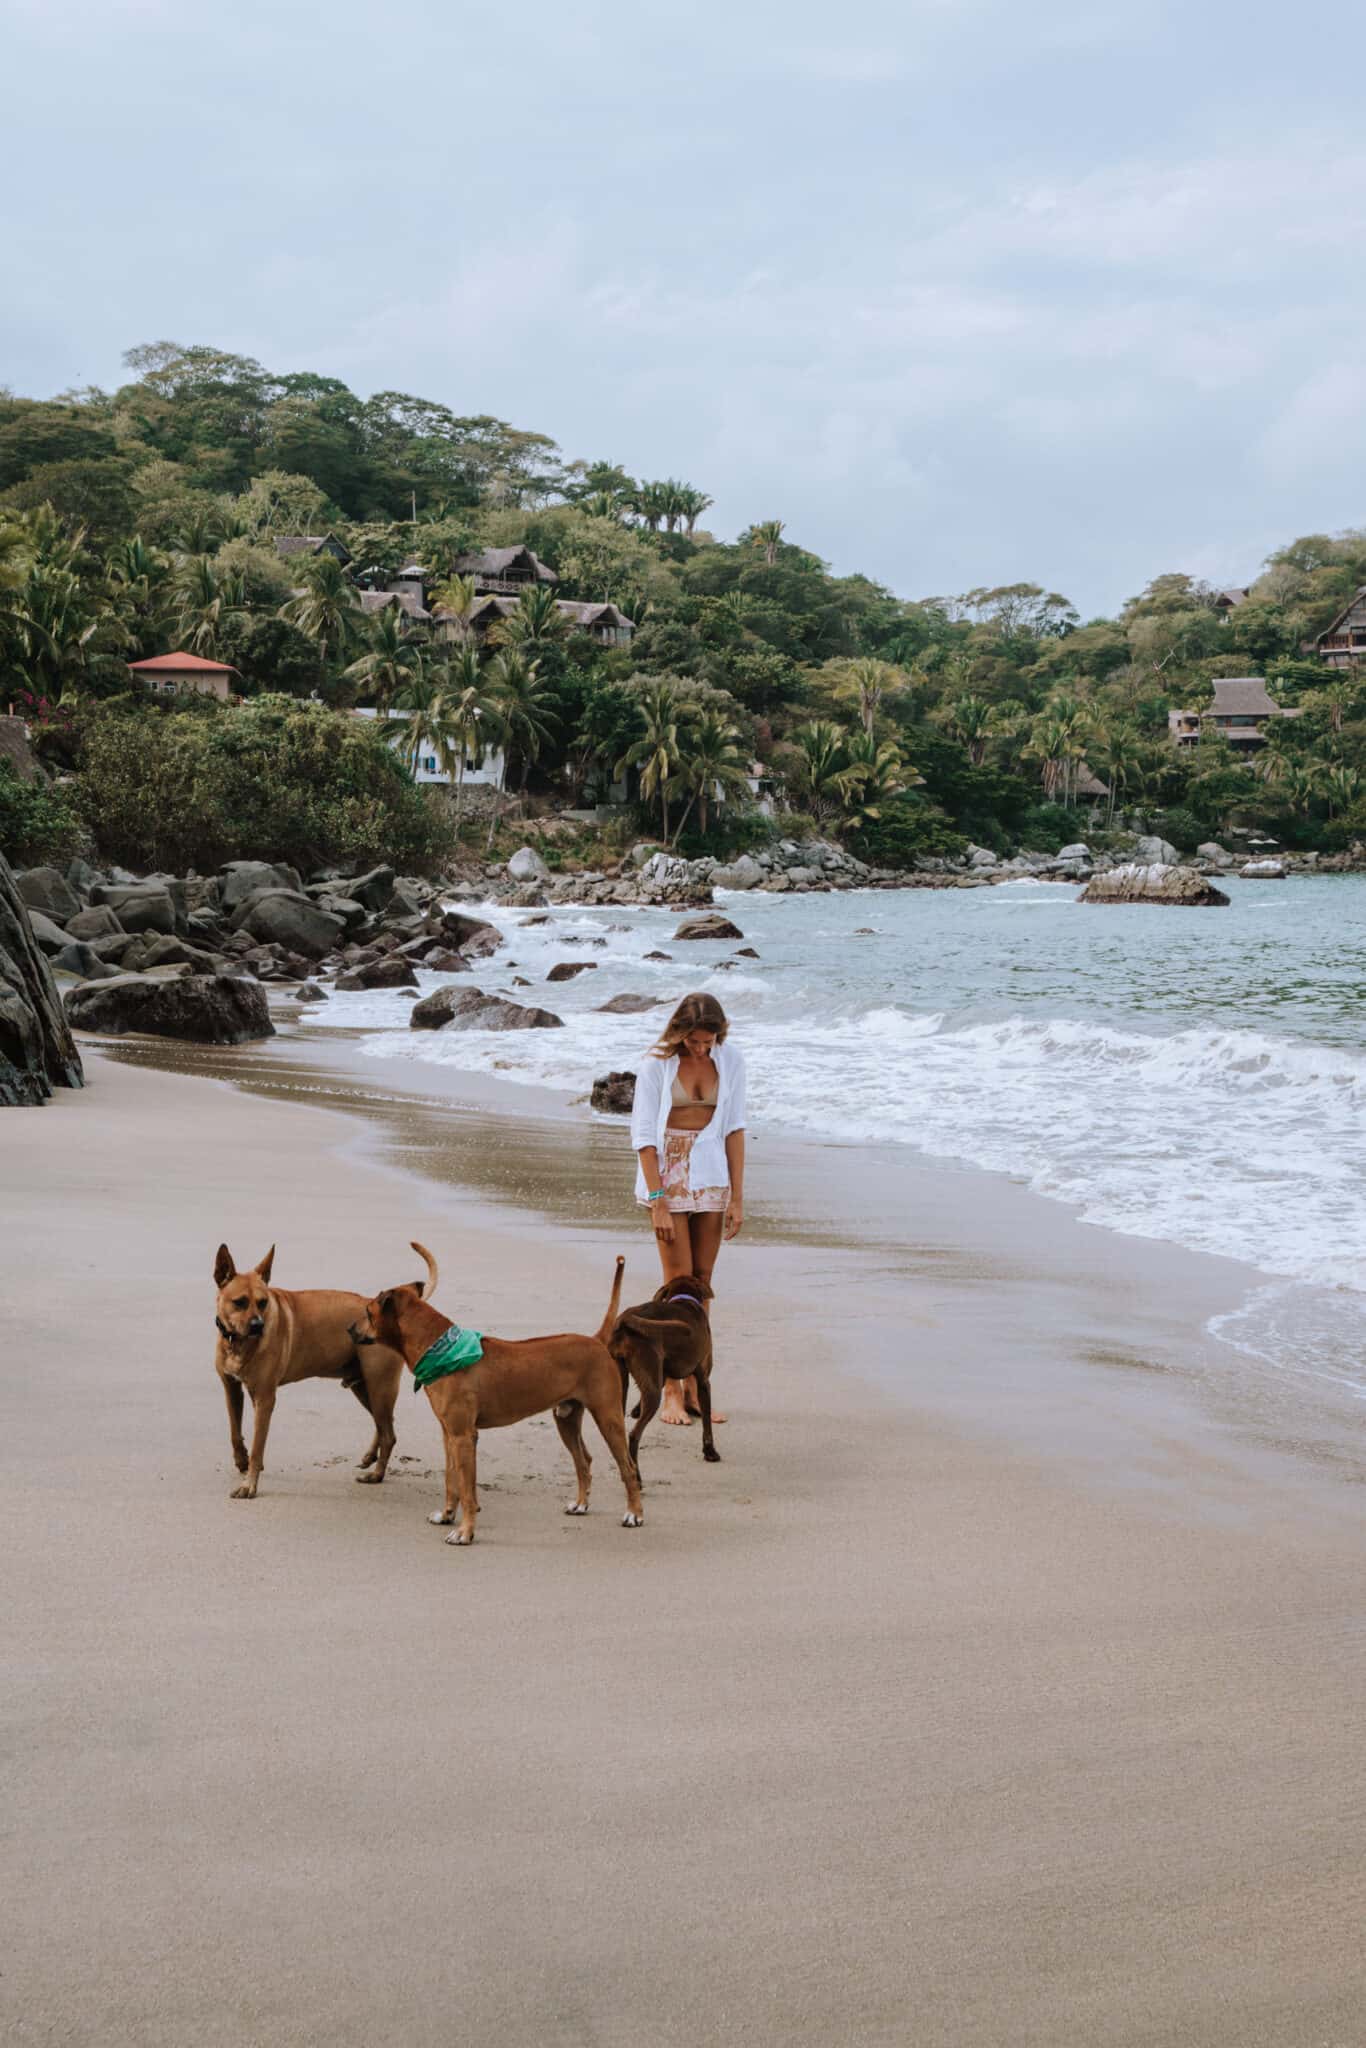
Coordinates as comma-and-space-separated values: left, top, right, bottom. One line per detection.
1080, 863, 1230, 907
1239, 859, 1287, 879
64, 972, 275, 1043
590, 1070, 636, 1113
547, 961, 597, 982
0, 854, 84, 1105
674, 912, 744, 941
409, 986, 563, 1032
230, 889, 344, 960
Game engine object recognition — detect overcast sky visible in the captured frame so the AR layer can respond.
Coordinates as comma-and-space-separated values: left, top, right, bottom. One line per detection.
5, 0, 1364, 615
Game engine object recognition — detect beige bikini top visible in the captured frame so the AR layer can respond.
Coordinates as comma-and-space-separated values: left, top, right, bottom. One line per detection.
671, 1067, 718, 1109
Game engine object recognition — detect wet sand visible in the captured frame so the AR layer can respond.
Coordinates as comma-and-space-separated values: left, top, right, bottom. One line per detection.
3, 1044, 1364, 2047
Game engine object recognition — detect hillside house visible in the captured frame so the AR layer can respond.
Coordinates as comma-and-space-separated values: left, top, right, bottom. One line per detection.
1314, 587, 1366, 670
1168, 676, 1299, 750
451, 546, 557, 596
437, 594, 634, 647
351, 707, 505, 791
127, 652, 239, 701
1214, 587, 1250, 614
273, 534, 353, 566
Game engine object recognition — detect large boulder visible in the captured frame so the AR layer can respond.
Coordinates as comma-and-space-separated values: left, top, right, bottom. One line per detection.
51, 941, 122, 982
334, 955, 419, 991
230, 889, 344, 961
410, 985, 563, 1031
16, 866, 82, 922
0, 853, 84, 1105
1055, 843, 1091, 862
1196, 842, 1231, 866
596, 993, 665, 1014
708, 853, 763, 891
547, 961, 597, 982
219, 860, 304, 911
89, 881, 175, 935
591, 1070, 637, 1113
1134, 834, 1180, 865
27, 911, 71, 956
1080, 863, 1230, 907
349, 864, 396, 914
64, 972, 275, 1044
64, 903, 124, 941
1239, 859, 1287, 879
433, 908, 504, 960
673, 912, 744, 941
508, 845, 551, 884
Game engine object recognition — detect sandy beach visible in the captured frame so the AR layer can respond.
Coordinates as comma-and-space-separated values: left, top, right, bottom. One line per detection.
4, 1043, 1364, 2047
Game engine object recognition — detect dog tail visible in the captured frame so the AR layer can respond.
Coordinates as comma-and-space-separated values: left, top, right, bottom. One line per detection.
597, 1255, 626, 1342
411, 1241, 439, 1303
618, 1312, 693, 1341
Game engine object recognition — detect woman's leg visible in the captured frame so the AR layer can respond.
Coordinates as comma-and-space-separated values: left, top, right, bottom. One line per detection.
664, 1210, 728, 1425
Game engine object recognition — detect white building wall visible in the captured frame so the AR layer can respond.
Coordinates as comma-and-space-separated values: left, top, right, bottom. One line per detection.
352, 707, 506, 789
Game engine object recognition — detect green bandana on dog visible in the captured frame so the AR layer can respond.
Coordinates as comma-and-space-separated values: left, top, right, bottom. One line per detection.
412, 1323, 484, 1392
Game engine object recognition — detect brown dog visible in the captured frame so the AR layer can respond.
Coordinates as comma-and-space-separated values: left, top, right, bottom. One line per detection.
213, 1244, 409, 1500
349, 1245, 643, 1545
609, 1274, 720, 1470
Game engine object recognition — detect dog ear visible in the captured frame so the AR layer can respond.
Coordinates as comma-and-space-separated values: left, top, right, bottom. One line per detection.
214, 1244, 235, 1288
254, 1246, 275, 1284
378, 1291, 394, 1318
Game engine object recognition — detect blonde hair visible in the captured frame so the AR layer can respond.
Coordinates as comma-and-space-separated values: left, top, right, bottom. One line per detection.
650, 992, 729, 1059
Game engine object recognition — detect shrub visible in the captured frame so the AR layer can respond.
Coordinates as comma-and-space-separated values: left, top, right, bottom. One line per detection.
1017, 802, 1085, 852
1148, 806, 1203, 852
847, 795, 965, 868
72, 696, 456, 874
0, 760, 84, 866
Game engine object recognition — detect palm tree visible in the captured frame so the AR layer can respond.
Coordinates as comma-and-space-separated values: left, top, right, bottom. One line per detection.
386, 654, 503, 822
787, 720, 852, 822
486, 649, 558, 791
838, 730, 909, 825
631, 481, 669, 533
1319, 763, 1361, 817
831, 657, 910, 737
344, 607, 424, 709
1025, 693, 1090, 804
491, 584, 568, 655
1087, 720, 1144, 826
752, 519, 786, 567
174, 554, 244, 659
281, 550, 361, 686
940, 694, 995, 765
669, 709, 751, 841
429, 572, 479, 645
617, 681, 688, 840
582, 492, 624, 523
678, 487, 713, 539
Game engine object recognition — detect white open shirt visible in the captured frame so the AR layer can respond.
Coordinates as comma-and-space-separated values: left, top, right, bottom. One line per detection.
629, 1042, 747, 1199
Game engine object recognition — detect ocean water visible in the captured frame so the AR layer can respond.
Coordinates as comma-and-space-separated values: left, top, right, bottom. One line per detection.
310, 875, 1366, 1396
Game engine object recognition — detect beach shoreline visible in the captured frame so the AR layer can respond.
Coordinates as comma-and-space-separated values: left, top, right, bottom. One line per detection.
4, 1042, 1364, 2046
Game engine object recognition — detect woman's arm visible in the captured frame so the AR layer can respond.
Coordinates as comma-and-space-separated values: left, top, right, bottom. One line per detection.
724, 1130, 745, 1239
637, 1144, 674, 1242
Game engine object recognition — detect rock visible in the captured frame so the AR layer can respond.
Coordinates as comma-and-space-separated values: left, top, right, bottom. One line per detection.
51, 941, 122, 981
219, 860, 304, 911
709, 854, 763, 891
734, 947, 760, 959
64, 972, 275, 1044
410, 986, 563, 1031
591, 1070, 637, 1113
547, 961, 597, 981
89, 881, 175, 935
564, 935, 607, 947
27, 910, 71, 955
65, 858, 105, 899
519, 913, 551, 926
16, 866, 82, 922
296, 982, 328, 1002
0, 853, 85, 1104
1239, 859, 1287, 879
673, 913, 743, 941
508, 845, 551, 883
230, 889, 344, 960
421, 948, 470, 973
1134, 835, 1180, 865
349, 865, 396, 914
433, 909, 504, 959
596, 993, 664, 1014
1056, 843, 1091, 862
313, 894, 368, 931
643, 950, 672, 962
64, 904, 124, 941
1080, 863, 1230, 907
966, 844, 999, 869
334, 955, 419, 990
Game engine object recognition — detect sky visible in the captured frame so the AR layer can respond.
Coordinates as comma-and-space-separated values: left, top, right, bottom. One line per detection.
4, 0, 1365, 617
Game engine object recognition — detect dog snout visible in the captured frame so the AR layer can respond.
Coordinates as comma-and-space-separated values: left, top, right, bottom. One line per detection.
247, 1317, 265, 1338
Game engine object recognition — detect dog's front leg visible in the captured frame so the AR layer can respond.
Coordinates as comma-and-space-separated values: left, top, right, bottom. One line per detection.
221, 1372, 248, 1474
443, 1432, 480, 1546
231, 1388, 276, 1500
428, 1428, 459, 1528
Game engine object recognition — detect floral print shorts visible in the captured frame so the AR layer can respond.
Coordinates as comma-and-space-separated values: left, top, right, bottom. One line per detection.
641, 1130, 730, 1215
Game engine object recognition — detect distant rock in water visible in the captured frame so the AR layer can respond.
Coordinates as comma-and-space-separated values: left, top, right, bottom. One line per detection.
547, 961, 597, 981
591, 1070, 636, 1114
673, 913, 743, 941
596, 993, 664, 1014
410, 986, 563, 1032
1080, 863, 1230, 907
1239, 859, 1287, 879
1, 854, 84, 1105
334, 954, 418, 991
64, 972, 275, 1044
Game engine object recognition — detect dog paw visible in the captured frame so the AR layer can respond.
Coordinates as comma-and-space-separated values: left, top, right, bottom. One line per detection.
354, 1470, 384, 1484
564, 1500, 589, 1516
444, 1528, 473, 1546
703, 1446, 722, 1464
621, 1511, 644, 1527
428, 1508, 455, 1526
229, 1483, 258, 1500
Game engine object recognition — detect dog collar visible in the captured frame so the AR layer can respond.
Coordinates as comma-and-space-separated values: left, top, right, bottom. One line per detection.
412, 1323, 484, 1392
667, 1292, 705, 1311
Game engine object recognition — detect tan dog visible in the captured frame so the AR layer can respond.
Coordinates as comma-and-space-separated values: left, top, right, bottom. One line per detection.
213, 1244, 409, 1500
350, 1245, 643, 1545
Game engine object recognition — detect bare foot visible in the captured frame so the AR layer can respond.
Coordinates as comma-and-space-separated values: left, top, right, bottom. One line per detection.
660, 1401, 695, 1426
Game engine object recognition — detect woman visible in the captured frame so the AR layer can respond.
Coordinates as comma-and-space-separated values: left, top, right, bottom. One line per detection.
629, 992, 745, 1425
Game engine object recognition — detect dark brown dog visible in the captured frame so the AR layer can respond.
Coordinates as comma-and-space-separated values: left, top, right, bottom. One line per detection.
213, 1244, 409, 1500
609, 1275, 720, 1469
349, 1245, 643, 1545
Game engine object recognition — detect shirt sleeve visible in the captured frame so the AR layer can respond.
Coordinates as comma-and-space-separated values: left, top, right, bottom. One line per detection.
723, 1049, 746, 1136
630, 1056, 663, 1153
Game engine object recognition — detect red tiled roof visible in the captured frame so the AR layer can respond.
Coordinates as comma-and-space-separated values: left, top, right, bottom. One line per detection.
127, 652, 239, 673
